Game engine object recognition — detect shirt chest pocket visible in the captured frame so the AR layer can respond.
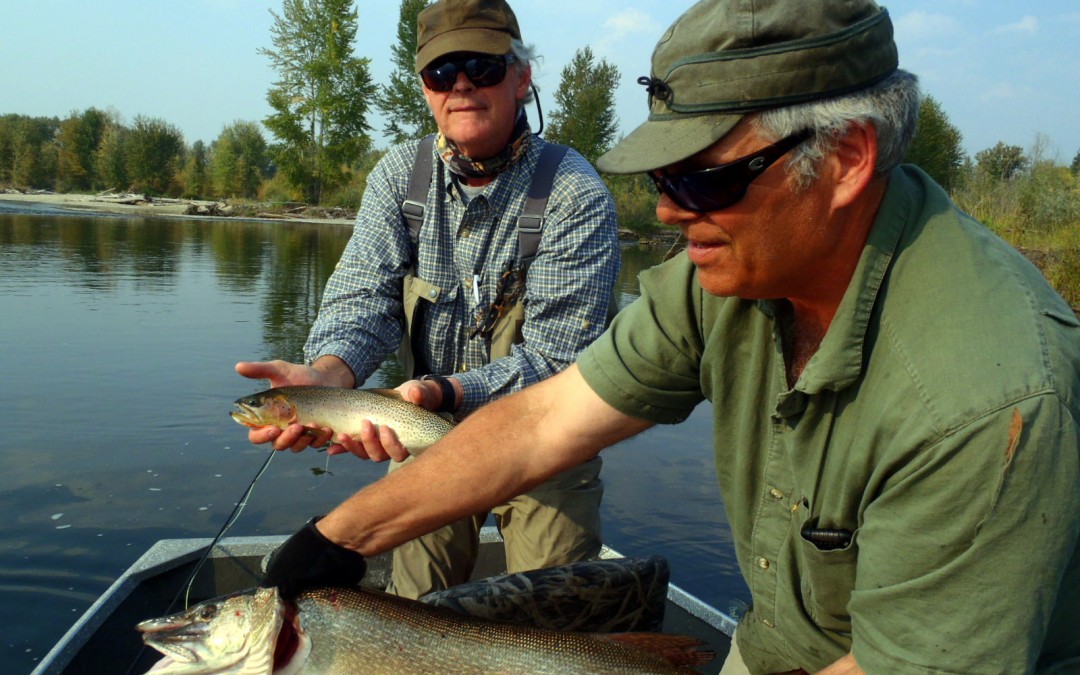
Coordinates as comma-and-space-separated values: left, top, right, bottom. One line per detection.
399, 274, 460, 377
794, 509, 859, 635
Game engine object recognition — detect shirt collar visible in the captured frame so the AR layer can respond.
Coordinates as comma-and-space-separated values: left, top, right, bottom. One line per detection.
773, 167, 913, 396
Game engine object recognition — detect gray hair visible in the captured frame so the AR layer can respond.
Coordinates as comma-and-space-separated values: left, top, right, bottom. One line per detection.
510, 39, 538, 105
754, 69, 921, 190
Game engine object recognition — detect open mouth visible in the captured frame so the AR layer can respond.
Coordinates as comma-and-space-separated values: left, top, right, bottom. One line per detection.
230, 402, 259, 426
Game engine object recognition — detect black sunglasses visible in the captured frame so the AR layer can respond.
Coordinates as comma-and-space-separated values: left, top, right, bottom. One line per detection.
420, 54, 516, 93
650, 129, 814, 212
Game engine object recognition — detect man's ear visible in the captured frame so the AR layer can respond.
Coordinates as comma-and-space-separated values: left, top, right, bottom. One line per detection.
515, 63, 533, 102
830, 122, 879, 210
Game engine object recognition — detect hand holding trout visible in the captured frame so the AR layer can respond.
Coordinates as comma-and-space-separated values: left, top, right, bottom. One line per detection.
230, 385, 455, 458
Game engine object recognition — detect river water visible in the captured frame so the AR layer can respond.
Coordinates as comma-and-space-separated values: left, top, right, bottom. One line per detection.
0, 205, 746, 673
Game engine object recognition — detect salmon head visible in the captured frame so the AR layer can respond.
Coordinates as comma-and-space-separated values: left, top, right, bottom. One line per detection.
230, 390, 298, 430
137, 587, 288, 673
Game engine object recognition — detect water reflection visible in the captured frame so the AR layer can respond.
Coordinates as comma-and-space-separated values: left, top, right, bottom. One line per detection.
0, 211, 741, 673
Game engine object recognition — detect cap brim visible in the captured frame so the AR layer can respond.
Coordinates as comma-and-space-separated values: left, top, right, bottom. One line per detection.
595, 113, 742, 174
416, 29, 512, 72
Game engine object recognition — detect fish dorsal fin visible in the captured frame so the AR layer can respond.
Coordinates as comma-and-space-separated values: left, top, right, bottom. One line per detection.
600, 633, 715, 668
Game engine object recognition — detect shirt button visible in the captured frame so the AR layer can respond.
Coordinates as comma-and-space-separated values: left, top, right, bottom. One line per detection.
757, 557, 770, 570
762, 618, 775, 628
769, 487, 784, 500
428, 289, 438, 299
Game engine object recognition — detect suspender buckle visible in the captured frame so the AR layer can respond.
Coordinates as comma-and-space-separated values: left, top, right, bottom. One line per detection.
516, 214, 544, 234
402, 199, 426, 221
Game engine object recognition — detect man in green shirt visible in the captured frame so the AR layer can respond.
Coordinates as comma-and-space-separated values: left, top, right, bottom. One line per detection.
260, 0, 1080, 672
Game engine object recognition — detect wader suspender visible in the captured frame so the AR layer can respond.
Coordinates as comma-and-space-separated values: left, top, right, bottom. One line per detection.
399, 135, 599, 378
402, 134, 569, 270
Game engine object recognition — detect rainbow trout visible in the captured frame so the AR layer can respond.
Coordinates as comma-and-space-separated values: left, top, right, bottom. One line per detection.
137, 585, 712, 674
230, 386, 454, 454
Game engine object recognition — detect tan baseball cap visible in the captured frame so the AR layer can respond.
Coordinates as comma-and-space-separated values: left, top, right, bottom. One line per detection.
415, 0, 522, 72
596, 0, 899, 174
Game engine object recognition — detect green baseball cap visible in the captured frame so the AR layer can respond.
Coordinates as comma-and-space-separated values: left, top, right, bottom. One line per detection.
596, 0, 898, 174
415, 0, 522, 73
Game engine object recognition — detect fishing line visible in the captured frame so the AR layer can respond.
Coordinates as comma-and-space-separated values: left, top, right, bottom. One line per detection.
123, 449, 277, 675
179, 448, 277, 610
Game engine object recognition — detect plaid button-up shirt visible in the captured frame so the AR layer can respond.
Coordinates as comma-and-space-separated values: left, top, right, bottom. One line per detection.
304, 135, 620, 414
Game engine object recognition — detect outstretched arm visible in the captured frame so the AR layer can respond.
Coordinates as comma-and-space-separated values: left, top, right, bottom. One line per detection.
316, 364, 653, 556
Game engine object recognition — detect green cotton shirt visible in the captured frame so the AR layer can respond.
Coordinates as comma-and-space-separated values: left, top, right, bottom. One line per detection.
578, 165, 1080, 674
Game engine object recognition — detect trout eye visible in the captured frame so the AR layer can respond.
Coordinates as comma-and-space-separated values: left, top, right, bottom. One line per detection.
198, 606, 218, 622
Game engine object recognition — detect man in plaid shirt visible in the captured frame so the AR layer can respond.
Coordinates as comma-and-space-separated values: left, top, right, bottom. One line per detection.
237, 0, 619, 598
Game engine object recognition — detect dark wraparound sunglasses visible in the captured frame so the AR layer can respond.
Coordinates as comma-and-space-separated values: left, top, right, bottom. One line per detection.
650, 128, 814, 212
421, 54, 516, 92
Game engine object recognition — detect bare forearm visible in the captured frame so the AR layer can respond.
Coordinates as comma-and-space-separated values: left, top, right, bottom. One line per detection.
317, 365, 651, 555
815, 652, 863, 675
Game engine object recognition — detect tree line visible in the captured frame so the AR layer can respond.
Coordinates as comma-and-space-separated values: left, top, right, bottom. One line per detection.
1, 0, 1078, 238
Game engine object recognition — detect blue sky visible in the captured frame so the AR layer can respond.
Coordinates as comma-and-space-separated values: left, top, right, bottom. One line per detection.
3, 0, 1079, 162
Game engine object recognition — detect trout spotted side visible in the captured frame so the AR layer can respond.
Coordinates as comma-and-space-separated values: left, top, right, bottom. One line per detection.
138, 586, 714, 674
230, 386, 454, 454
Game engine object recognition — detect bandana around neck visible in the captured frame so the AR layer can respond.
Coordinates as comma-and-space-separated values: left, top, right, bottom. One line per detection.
436, 111, 532, 180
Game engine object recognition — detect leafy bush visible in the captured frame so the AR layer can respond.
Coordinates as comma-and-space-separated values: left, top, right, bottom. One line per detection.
258, 172, 303, 205
604, 174, 663, 234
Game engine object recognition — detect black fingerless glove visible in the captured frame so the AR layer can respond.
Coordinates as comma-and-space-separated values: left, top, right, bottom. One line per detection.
261, 516, 367, 599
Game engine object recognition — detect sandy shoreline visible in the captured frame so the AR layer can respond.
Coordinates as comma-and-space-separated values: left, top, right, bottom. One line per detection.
0, 191, 356, 226
0, 190, 680, 247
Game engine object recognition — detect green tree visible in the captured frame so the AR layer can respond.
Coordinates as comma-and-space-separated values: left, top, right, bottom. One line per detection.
3, 115, 59, 189
1070, 148, 1080, 177
904, 95, 965, 191
376, 0, 436, 144
545, 46, 620, 165
126, 115, 184, 195
133, 117, 183, 194
975, 142, 1029, 181
97, 123, 130, 190
56, 108, 108, 192
212, 121, 270, 198
1017, 134, 1080, 232
605, 173, 662, 232
181, 140, 212, 199
0, 115, 18, 184
261, 0, 378, 204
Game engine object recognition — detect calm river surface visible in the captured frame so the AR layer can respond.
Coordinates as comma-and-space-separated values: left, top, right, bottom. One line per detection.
0, 205, 746, 673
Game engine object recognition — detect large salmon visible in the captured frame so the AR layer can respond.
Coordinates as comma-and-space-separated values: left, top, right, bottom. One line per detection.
230, 386, 454, 454
137, 585, 713, 674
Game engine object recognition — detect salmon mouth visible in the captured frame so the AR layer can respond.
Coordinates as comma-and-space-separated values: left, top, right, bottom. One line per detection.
137, 620, 207, 666
230, 402, 260, 427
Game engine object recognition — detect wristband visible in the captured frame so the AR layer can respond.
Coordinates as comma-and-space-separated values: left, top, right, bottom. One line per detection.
420, 374, 457, 413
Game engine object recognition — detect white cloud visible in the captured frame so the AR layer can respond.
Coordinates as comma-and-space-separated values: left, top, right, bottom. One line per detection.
993, 16, 1039, 35
894, 10, 962, 43
605, 8, 655, 37
980, 81, 1018, 102
594, 8, 660, 55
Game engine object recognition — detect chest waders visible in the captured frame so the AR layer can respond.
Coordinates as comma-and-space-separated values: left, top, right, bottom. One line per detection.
387, 136, 611, 599
397, 134, 573, 377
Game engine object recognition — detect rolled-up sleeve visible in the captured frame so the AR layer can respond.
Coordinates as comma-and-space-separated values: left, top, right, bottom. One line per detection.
304, 149, 414, 384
